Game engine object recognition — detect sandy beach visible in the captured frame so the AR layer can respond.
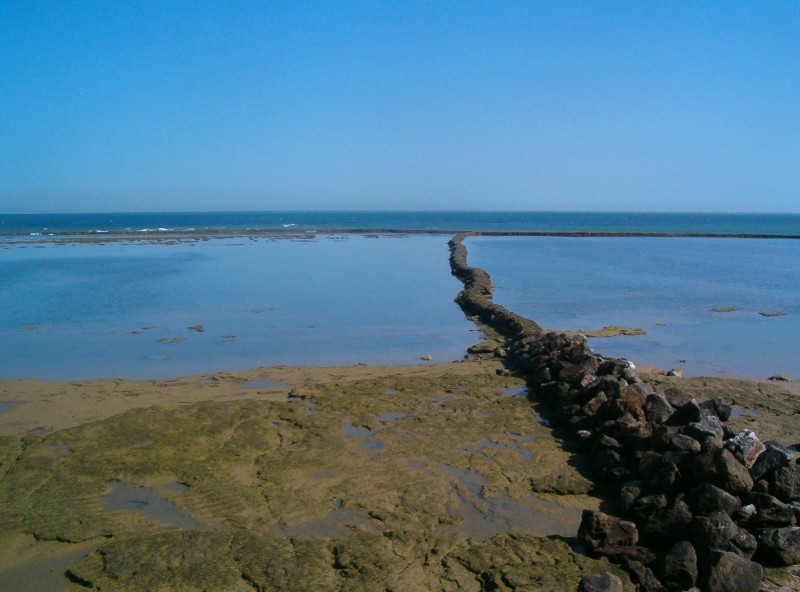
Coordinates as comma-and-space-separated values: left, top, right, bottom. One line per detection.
1, 355, 798, 590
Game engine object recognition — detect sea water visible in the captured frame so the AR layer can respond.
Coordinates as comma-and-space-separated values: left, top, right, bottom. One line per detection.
467, 236, 799, 378
1, 212, 798, 380
0, 234, 476, 380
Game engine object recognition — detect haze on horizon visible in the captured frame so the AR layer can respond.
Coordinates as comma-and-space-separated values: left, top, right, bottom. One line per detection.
1, 1, 798, 215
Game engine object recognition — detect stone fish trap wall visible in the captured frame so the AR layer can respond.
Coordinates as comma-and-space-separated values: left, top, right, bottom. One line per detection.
449, 232, 800, 592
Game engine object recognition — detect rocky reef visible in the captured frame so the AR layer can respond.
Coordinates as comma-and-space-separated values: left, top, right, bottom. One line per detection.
449, 233, 800, 592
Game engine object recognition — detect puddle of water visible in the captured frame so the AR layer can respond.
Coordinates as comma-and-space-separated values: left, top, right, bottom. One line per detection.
0, 543, 98, 592
436, 463, 581, 542
378, 412, 407, 422
731, 408, 758, 417
360, 440, 385, 451
0, 401, 23, 413
197, 378, 214, 385
429, 393, 453, 403
268, 501, 378, 538
343, 419, 372, 437
383, 389, 400, 396
33, 427, 51, 435
461, 439, 534, 463
408, 460, 427, 469
499, 385, 528, 397
475, 411, 491, 419
40, 444, 72, 458
272, 422, 288, 431
103, 483, 208, 530
437, 464, 489, 497
241, 378, 289, 389
161, 482, 189, 493
509, 433, 537, 443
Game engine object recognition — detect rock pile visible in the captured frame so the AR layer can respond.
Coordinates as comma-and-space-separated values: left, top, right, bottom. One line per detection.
448, 234, 800, 592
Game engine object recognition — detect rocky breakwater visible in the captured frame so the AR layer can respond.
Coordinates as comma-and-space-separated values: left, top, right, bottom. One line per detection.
449, 233, 800, 592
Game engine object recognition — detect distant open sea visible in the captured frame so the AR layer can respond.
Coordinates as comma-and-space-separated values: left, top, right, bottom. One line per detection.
1, 211, 798, 380
2, 210, 800, 236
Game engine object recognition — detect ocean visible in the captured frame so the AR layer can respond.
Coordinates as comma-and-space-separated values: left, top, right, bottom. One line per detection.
1, 211, 797, 380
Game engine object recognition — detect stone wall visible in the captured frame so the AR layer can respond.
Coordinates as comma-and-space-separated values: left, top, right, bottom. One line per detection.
449, 233, 800, 592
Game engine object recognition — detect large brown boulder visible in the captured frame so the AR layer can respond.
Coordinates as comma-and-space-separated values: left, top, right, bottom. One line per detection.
578, 510, 638, 552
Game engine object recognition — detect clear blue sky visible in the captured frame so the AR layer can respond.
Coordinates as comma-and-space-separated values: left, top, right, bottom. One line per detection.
1, 1, 798, 213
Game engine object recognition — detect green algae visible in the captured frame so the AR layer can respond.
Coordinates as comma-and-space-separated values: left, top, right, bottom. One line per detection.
0, 364, 624, 590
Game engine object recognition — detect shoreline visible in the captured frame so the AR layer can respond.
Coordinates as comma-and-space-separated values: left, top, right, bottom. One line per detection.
4, 227, 800, 243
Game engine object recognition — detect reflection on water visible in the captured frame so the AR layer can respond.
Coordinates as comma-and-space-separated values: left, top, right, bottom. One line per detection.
0, 235, 476, 380
469, 236, 800, 377
103, 482, 208, 530
436, 464, 581, 542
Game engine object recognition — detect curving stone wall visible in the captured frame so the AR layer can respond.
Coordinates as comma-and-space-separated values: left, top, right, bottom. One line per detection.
449, 233, 800, 592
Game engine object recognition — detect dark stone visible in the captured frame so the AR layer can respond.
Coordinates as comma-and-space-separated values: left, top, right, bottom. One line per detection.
558, 356, 600, 383
690, 511, 757, 559
593, 449, 624, 480
662, 387, 692, 408
699, 397, 732, 422
578, 510, 639, 552
639, 499, 693, 546
698, 551, 762, 592
668, 432, 702, 454
611, 386, 646, 421
771, 464, 800, 503
628, 494, 668, 525
644, 393, 674, 424
665, 399, 702, 426
750, 442, 792, 482
625, 560, 664, 592
746, 492, 796, 529
689, 448, 754, 496
619, 480, 644, 514
724, 430, 766, 469
662, 540, 697, 592
681, 415, 724, 445
578, 572, 624, 592
629, 380, 655, 398
583, 392, 609, 419
756, 526, 800, 566
596, 434, 623, 451
685, 483, 740, 516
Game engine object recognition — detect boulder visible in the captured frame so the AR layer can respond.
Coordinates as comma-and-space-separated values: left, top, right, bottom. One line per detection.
662, 387, 692, 408
665, 400, 702, 426
619, 481, 644, 514
770, 464, 800, 503
578, 510, 638, 552
699, 397, 732, 422
689, 448, 753, 496
578, 572, 624, 592
756, 526, 800, 566
684, 483, 740, 516
698, 551, 762, 592
644, 393, 674, 424
662, 540, 697, 592
638, 499, 693, 545
625, 561, 664, 592
681, 415, 724, 445
746, 492, 796, 529
689, 511, 757, 559
750, 442, 792, 482
724, 430, 766, 469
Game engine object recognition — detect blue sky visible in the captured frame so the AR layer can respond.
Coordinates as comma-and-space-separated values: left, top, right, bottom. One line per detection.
1, 1, 798, 213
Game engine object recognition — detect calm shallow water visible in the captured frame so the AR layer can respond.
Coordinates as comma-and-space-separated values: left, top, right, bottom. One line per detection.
468, 236, 799, 378
0, 235, 476, 380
